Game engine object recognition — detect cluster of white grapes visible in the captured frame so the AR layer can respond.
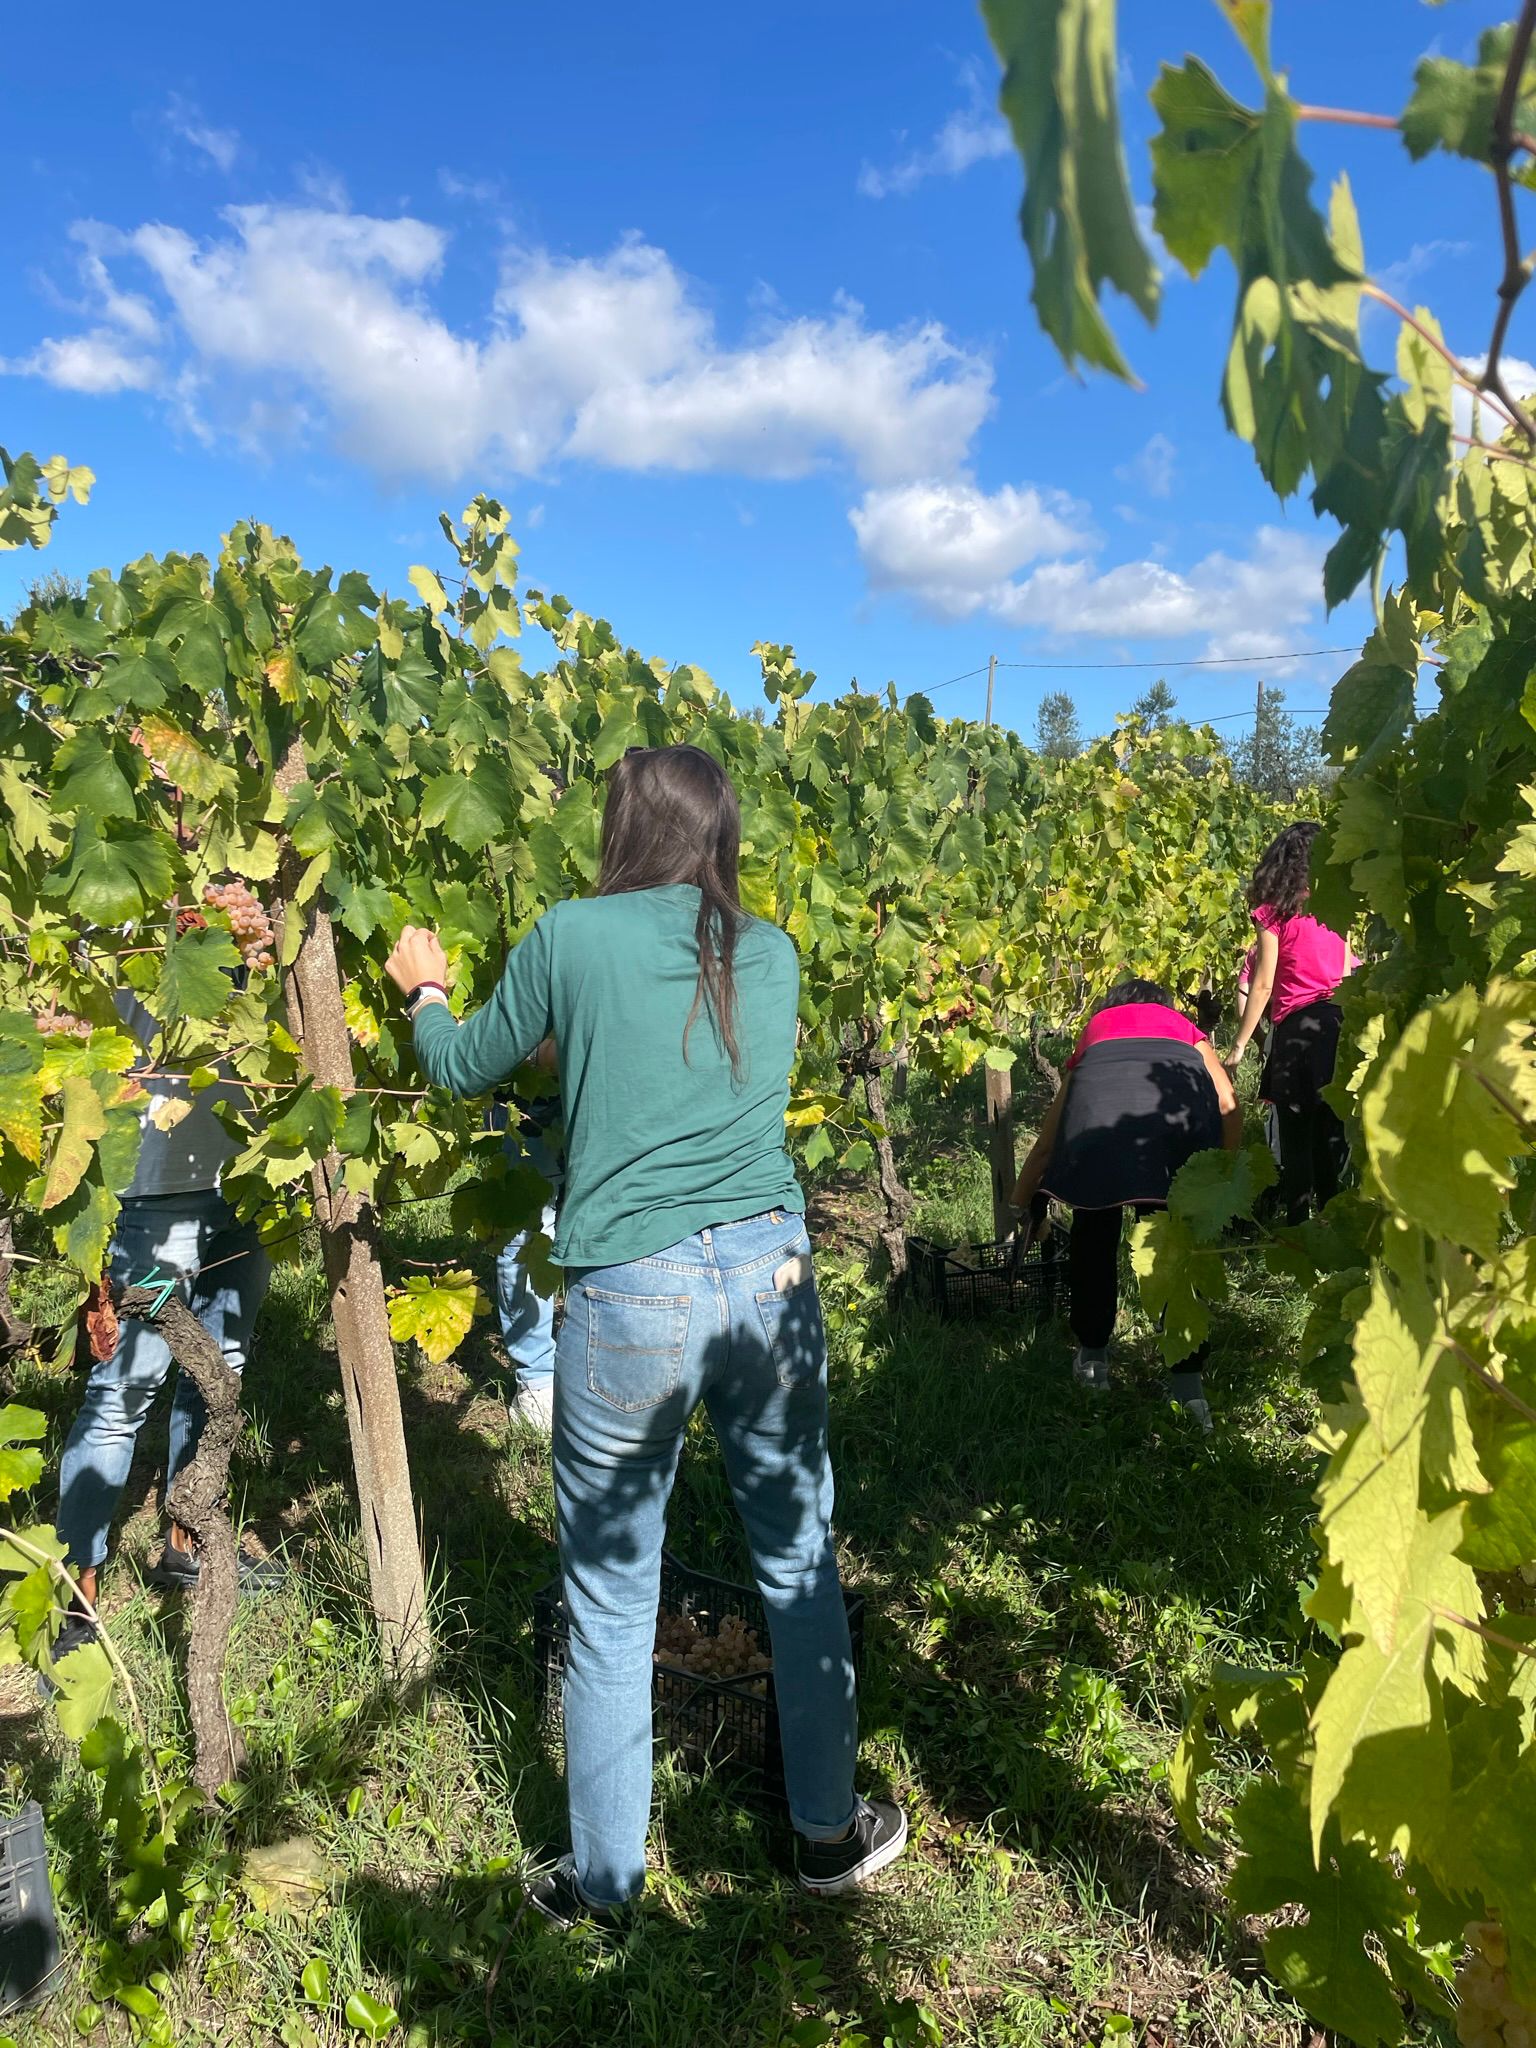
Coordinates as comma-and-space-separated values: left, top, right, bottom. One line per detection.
1459, 1921, 1533, 2048
654, 1607, 772, 1681
203, 881, 276, 971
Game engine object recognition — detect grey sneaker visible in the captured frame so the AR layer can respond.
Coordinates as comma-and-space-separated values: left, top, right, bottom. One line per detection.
1180, 1396, 1214, 1436
796, 1797, 908, 1896
1072, 1346, 1110, 1392
509, 1380, 556, 1432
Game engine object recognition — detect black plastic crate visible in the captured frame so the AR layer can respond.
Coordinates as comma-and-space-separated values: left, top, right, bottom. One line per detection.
906, 1224, 1069, 1322
534, 1553, 866, 1803
0, 1803, 60, 2019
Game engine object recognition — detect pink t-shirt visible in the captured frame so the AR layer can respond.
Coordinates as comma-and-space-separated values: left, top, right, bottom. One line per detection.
1066, 1002, 1205, 1070
1252, 904, 1349, 1022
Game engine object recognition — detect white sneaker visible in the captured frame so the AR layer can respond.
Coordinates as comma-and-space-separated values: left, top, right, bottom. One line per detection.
1181, 1396, 1214, 1436
509, 1381, 556, 1432
1072, 1346, 1110, 1393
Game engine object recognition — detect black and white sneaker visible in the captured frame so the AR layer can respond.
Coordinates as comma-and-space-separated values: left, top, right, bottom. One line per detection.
796, 1797, 908, 1896
526, 1853, 631, 1932
147, 1542, 287, 1593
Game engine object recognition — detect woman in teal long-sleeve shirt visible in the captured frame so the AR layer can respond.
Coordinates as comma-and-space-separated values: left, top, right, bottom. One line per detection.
385, 744, 905, 1926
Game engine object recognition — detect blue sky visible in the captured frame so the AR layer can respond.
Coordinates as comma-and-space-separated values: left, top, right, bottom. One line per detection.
0, 1, 1514, 740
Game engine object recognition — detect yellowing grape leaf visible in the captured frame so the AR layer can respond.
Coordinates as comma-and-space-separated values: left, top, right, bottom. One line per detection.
50, 1638, 115, 1739
42, 1073, 107, 1210
387, 1271, 489, 1364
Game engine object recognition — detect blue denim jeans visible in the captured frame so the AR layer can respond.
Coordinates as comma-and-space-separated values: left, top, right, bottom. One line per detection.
495, 1126, 562, 1393
57, 1190, 270, 1570
553, 1209, 857, 1906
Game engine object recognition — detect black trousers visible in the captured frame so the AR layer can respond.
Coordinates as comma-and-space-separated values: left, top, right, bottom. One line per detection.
1264, 1001, 1349, 1223
1066, 1203, 1210, 1377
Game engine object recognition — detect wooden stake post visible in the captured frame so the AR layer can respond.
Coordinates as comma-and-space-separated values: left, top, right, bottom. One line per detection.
276, 742, 429, 1675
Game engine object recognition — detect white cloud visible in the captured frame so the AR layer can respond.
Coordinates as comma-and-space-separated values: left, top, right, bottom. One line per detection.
1114, 431, 1175, 499
164, 95, 239, 173
859, 64, 1010, 199
1, 330, 156, 394
1454, 352, 1536, 440
1374, 239, 1473, 301
850, 479, 1089, 617
848, 473, 1326, 659
999, 526, 1325, 655
6, 204, 993, 488
438, 169, 501, 204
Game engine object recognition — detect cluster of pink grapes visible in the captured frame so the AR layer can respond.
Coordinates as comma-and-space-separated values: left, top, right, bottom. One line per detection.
203, 881, 275, 971
1459, 1922, 1532, 2048
35, 1001, 92, 1040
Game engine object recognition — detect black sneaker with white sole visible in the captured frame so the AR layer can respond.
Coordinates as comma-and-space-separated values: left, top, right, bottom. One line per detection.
796, 1797, 908, 1896
526, 1853, 633, 1933
147, 1542, 288, 1593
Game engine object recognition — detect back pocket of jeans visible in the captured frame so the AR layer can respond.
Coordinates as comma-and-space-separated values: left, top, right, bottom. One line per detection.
584, 1286, 691, 1412
754, 1257, 826, 1390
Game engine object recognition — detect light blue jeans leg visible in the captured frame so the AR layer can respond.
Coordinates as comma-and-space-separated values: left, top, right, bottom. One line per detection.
57, 1191, 268, 1570
552, 1210, 857, 1907
495, 1129, 560, 1394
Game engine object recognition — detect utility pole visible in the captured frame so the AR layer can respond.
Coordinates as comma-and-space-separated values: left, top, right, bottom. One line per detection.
1254, 676, 1265, 788
984, 653, 997, 727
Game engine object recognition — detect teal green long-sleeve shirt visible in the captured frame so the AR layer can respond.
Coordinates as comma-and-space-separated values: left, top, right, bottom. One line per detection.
411, 885, 805, 1270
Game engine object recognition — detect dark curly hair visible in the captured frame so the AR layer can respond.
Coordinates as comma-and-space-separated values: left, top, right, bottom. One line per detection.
1094, 977, 1174, 1014
1248, 820, 1321, 923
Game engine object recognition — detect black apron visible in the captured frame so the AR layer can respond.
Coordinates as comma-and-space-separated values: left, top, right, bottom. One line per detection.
1041, 1036, 1224, 1211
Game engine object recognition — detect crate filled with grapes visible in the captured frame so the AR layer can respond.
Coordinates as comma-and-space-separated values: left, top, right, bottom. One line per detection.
533, 1552, 865, 1803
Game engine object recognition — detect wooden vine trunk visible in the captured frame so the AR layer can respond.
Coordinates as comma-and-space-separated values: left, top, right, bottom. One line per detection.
275, 741, 429, 1677
118, 1284, 244, 1798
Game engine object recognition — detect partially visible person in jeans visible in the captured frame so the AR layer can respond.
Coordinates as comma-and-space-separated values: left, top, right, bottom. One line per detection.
50, 991, 281, 1668
1226, 822, 1358, 1223
1011, 978, 1241, 1433
488, 1038, 564, 1432
385, 745, 904, 1927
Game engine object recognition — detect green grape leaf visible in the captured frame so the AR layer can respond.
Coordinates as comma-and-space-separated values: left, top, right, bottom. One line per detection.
96, 645, 176, 710
1167, 1143, 1276, 1238
50, 1638, 116, 1740
42, 1073, 108, 1210
386, 1271, 490, 1364
43, 819, 174, 927
49, 729, 138, 821
419, 760, 516, 851
1362, 983, 1536, 1257
983, 0, 1159, 382
1130, 1209, 1225, 1364
1307, 1509, 1470, 1860
134, 713, 234, 802
407, 564, 449, 616
1228, 1777, 1411, 2048
147, 926, 242, 1024
1401, 25, 1536, 168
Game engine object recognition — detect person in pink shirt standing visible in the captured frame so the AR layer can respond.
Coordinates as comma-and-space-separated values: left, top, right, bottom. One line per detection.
1226, 821, 1357, 1224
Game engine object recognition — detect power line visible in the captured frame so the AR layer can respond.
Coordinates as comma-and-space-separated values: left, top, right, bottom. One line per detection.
993, 647, 1362, 671
921, 665, 991, 694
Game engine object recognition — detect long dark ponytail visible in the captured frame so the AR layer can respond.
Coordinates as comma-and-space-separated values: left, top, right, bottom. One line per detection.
598, 745, 746, 1079
1248, 820, 1321, 923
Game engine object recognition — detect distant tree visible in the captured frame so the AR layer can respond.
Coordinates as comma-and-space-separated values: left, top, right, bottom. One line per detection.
1229, 685, 1326, 800
1129, 678, 1177, 731
25, 570, 82, 612
1035, 689, 1082, 760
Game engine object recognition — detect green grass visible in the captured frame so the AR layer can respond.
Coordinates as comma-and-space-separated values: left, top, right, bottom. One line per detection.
0, 1067, 1445, 2047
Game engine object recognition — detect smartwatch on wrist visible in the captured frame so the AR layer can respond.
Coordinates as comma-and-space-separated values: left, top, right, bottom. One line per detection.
405, 980, 447, 1016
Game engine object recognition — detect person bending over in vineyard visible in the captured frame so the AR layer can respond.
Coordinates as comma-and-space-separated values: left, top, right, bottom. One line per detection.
49, 986, 283, 1670
1010, 979, 1241, 1434
385, 744, 903, 1927
1225, 821, 1356, 1225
